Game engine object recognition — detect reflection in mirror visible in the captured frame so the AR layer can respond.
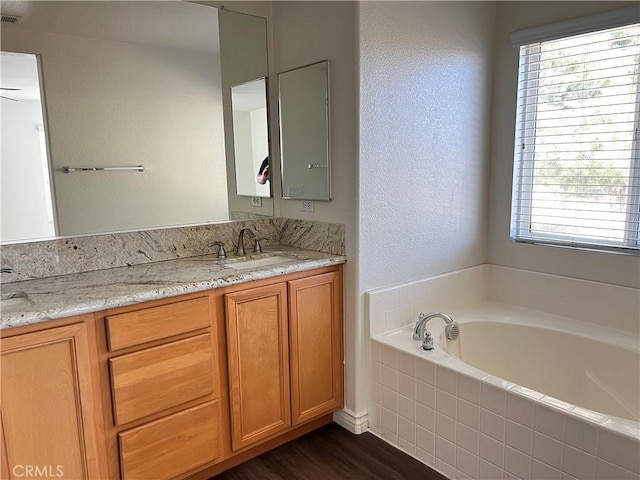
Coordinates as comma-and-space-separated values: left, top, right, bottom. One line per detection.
231, 78, 270, 198
1, 52, 55, 242
0, 1, 271, 244
279, 60, 330, 201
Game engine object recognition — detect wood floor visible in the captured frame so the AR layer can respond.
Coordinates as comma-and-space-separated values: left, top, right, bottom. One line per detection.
211, 423, 448, 480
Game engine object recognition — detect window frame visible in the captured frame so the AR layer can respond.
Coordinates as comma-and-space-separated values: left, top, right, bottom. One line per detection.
510, 21, 640, 255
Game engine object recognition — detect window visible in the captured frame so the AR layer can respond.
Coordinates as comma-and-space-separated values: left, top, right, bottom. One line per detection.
511, 19, 640, 253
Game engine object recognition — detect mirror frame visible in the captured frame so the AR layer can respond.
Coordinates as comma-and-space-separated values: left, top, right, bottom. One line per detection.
278, 60, 331, 201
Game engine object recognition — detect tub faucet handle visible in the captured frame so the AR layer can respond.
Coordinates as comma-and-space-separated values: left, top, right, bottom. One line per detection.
421, 332, 434, 350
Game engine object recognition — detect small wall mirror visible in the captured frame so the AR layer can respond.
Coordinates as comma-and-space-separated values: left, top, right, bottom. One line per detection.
231, 78, 270, 198
279, 60, 330, 201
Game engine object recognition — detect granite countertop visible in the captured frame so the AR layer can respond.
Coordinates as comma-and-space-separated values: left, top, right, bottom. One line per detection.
0, 246, 346, 329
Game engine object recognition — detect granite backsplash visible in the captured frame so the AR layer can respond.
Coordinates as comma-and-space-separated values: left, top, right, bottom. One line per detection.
1, 218, 345, 284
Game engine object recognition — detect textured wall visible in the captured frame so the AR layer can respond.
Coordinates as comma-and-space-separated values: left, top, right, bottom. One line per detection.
487, 1, 640, 288
359, 1, 496, 293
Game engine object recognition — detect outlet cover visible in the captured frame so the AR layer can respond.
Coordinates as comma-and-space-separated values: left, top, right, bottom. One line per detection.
251, 197, 262, 207
300, 200, 314, 212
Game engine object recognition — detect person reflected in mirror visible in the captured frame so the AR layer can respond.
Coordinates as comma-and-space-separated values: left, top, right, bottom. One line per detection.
257, 157, 269, 184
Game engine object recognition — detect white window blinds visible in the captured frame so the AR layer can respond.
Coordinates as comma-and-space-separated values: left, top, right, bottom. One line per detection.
511, 22, 640, 253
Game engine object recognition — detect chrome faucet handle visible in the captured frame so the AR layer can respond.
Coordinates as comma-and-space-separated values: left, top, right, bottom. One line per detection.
421, 332, 434, 350
253, 237, 268, 253
207, 241, 227, 258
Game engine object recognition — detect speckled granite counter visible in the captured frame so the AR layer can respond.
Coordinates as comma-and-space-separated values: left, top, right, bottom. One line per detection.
1, 246, 346, 329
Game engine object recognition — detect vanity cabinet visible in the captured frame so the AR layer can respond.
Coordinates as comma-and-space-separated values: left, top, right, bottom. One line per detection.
224, 268, 343, 452
97, 295, 224, 480
0, 263, 344, 480
0, 317, 105, 480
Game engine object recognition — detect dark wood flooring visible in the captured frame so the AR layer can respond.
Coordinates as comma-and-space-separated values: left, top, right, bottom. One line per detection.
211, 423, 448, 480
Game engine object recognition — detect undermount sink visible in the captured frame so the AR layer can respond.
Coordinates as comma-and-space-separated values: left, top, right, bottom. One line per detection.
226, 255, 296, 270
1, 292, 33, 312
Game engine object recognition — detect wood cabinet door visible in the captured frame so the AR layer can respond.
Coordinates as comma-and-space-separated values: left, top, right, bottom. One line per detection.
289, 271, 344, 426
225, 283, 291, 451
1, 322, 102, 480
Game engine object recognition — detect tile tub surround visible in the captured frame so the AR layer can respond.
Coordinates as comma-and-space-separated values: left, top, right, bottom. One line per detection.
0, 217, 345, 283
0, 246, 346, 329
367, 264, 640, 337
366, 264, 640, 480
369, 340, 640, 480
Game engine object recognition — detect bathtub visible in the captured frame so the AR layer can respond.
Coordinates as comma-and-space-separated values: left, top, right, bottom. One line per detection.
370, 301, 640, 480
441, 303, 639, 423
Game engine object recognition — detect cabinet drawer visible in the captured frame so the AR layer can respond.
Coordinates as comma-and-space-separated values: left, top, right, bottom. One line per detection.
119, 400, 220, 480
106, 296, 211, 351
110, 334, 214, 425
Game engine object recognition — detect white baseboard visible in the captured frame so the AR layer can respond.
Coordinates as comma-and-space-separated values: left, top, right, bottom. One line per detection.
332, 408, 368, 434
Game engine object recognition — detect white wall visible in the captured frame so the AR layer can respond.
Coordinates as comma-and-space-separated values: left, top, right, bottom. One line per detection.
272, 1, 361, 422
250, 107, 270, 197
232, 112, 255, 195
232, 108, 270, 197
1, 99, 55, 241
359, 1, 496, 289
487, 1, 640, 289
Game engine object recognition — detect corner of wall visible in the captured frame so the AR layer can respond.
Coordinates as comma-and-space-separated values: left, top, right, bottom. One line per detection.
333, 408, 369, 435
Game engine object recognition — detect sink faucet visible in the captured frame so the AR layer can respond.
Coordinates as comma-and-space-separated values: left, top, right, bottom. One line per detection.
235, 228, 256, 256
413, 312, 459, 350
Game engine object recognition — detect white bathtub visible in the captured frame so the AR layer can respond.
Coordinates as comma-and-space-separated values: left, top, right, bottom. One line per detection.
440, 303, 640, 423
370, 301, 640, 479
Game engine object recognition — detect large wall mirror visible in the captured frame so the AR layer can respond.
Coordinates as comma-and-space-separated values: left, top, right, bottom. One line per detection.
279, 60, 330, 201
0, 1, 271, 244
231, 78, 270, 198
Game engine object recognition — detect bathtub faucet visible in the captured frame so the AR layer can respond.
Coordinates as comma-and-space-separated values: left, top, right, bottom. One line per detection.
413, 312, 459, 350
